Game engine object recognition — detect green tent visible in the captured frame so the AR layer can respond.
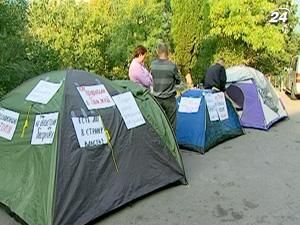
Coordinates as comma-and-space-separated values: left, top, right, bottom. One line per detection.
0, 70, 185, 225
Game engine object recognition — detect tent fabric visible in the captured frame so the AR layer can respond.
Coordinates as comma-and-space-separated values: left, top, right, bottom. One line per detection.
227, 83, 265, 129
0, 71, 65, 225
226, 66, 288, 130
112, 80, 183, 169
176, 89, 244, 154
0, 70, 185, 225
226, 66, 279, 112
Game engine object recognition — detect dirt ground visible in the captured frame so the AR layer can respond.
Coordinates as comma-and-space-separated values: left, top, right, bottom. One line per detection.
1, 91, 300, 225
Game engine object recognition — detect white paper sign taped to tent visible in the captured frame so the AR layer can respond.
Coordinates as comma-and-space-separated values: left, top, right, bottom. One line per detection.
72, 116, 108, 148
112, 92, 146, 129
205, 93, 219, 121
77, 84, 115, 110
214, 92, 229, 121
26, 80, 62, 104
31, 112, 59, 145
178, 97, 201, 113
0, 108, 19, 140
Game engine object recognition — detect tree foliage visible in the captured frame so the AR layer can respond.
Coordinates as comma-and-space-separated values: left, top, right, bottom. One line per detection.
171, 0, 300, 82
171, 0, 210, 73
0, 0, 59, 97
209, 0, 284, 53
29, 0, 110, 75
105, 0, 170, 78
1, 0, 300, 97
26, 0, 169, 80
0, 0, 32, 96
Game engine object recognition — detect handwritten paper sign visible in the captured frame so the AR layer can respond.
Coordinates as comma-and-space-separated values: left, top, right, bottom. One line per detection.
77, 84, 115, 110
215, 92, 229, 121
205, 93, 219, 121
31, 112, 59, 145
26, 80, 62, 104
205, 93, 229, 121
112, 92, 145, 129
0, 108, 19, 140
178, 97, 201, 113
72, 116, 108, 148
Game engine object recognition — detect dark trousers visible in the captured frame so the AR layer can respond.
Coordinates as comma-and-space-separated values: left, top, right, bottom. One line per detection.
155, 95, 177, 130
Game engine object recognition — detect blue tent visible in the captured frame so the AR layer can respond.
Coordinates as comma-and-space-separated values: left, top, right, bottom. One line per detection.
176, 89, 244, 154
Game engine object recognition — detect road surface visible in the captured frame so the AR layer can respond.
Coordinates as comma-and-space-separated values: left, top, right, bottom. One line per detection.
1, 92, 299, 225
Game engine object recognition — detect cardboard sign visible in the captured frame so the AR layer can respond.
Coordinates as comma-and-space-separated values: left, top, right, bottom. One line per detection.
26, 80, 62, 104
0, 108, 19, 140
112, 92, 145, 129
31, 112, 59, 145
178, 97, 201, 113
205, 93, 219, 121
215, 92, 229, 121
72, 115, 108, 148
77, 85, 115, 110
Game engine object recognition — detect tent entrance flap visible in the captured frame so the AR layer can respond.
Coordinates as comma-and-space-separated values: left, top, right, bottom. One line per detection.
226, 85, 244, 110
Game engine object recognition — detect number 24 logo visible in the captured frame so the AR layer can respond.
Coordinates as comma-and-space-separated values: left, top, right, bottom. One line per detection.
269, 8, 290, 24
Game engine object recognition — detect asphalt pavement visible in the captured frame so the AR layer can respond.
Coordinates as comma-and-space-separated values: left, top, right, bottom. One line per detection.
1, 91, 300, 225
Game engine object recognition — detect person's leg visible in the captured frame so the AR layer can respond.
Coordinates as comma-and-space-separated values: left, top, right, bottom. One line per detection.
164, 96, 177, 130
155, 97, 167, 115
156, 96, 176, 130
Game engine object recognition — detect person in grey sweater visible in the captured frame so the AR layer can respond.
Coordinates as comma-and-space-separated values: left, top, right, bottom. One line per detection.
151, 43, 181, 130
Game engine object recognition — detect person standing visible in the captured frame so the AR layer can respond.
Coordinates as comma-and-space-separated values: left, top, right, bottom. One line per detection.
151, 43, 181, 130
204, 58, 227, 92
128, 45, 152, 89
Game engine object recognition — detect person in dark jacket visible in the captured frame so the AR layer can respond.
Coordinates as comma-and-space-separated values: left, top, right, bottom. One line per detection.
204, 58, 227, 92
151, 42, 181, 130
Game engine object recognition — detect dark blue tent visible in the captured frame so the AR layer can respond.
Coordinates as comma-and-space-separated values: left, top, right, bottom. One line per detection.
176, 89, 244, 154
